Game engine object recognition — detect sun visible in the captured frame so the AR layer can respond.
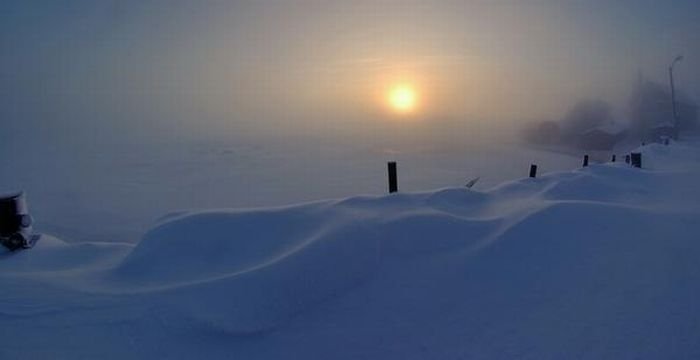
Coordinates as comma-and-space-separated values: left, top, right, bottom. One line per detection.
387, 85, 417, 114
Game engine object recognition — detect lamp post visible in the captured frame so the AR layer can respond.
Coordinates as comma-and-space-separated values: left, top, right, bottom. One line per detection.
669, 55, 683, 139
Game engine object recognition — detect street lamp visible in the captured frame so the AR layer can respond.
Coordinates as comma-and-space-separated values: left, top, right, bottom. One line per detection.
669, 55, 683, 138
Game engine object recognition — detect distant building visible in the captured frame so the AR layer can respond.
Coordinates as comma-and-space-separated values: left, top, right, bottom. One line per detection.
649, 121, 676, 143
521, 99, 628, 150
677, 100, 699, 132
522, 120, 560, 145
629, 79, 698, 141
578, 122, 627, 150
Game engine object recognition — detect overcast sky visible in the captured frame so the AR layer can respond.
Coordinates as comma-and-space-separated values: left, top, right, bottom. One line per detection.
2, 0, 699, 143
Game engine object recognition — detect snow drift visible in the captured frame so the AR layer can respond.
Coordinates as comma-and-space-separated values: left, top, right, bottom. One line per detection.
1, 141, 700, 359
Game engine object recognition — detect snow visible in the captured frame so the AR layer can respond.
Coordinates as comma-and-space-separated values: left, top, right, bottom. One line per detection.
1, 140, 700, 359
0, 136, 581, 244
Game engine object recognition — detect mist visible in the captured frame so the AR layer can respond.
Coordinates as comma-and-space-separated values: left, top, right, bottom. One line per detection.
2, 0, 700, 242
4, 1, 699, 143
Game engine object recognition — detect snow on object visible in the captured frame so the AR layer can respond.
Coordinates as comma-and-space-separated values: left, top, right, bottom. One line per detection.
0, 192, 39, 250
0, 140, 700, 358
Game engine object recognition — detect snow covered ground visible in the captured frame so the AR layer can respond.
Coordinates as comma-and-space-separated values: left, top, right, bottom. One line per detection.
0, 134, 580, 243
1, 140, 700, 359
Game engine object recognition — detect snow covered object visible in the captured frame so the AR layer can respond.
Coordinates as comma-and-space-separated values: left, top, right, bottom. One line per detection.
0, 192, 39, 251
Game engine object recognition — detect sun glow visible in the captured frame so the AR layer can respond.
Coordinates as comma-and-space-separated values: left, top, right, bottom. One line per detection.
387, 85, 417, 114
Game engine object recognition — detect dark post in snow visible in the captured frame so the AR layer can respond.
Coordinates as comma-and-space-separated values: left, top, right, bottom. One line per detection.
625, 155, 631, 164
529, 164, 538, 178
611, 154, 616, 162
387, 161, 398, 193
631, 152, 642, 168
583, 155, 589, 167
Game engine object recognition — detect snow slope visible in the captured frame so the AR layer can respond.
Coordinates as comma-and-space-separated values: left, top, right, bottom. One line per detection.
0, 136, 580, 244
1, 141, 700, 359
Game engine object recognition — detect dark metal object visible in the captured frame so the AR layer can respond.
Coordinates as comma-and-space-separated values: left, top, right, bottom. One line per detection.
669, 55, 683, 139
0, 192, 38, 251
583, 155, 589, 167
465, 177, 480, 189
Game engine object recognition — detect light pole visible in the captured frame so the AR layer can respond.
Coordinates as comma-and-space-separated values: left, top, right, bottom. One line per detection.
669, 55, 683, 138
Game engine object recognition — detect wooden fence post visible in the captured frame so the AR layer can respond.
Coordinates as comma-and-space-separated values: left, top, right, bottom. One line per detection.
529, 164, 538, 178
630, 153, 642, 168
387, 161, 398, 193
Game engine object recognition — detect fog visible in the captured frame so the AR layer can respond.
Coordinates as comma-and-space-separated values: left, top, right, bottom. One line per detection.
4, 1, 699, 141
1, 1, 700, 242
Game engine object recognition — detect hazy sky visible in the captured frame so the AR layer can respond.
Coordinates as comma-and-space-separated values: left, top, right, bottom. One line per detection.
2, 0, 699, 142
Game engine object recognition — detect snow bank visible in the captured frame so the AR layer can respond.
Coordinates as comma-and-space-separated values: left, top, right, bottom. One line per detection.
1, 141, 700, 359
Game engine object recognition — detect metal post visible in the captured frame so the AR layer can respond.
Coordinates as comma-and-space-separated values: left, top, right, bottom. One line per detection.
583, 155, 589, 167
670, 66, 678, 124
611, 154, 616, 162
669, 55, 683, 139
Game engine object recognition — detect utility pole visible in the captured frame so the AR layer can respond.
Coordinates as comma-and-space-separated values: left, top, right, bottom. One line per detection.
669, 55, 683, 139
